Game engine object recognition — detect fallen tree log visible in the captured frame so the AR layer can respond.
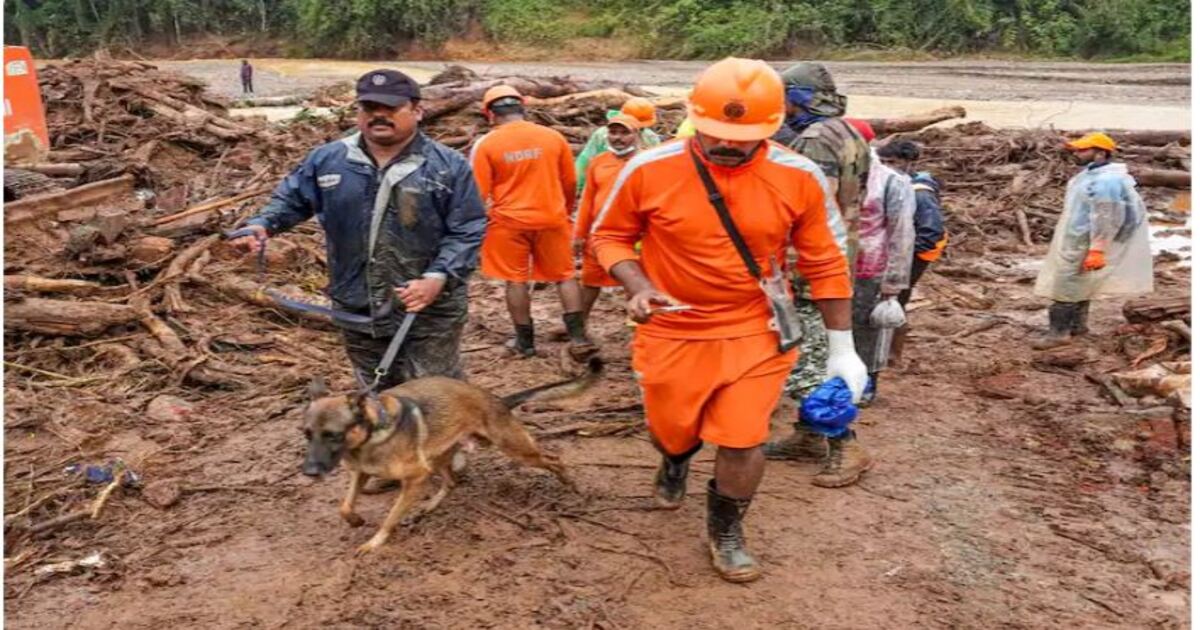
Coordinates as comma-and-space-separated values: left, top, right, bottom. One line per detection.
420, 77, 653, 120
1129, 166, 1191, 189
19, 163, 85, 177
1123, 296, 1191, 324
5, 174, 135, 224
868, 106, 967, 135
4, 275, 104, 296
1105, 130, 1190, 147
5, 298, 139, 336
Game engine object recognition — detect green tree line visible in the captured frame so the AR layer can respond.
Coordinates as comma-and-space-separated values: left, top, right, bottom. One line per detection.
4, 0, 1190, 60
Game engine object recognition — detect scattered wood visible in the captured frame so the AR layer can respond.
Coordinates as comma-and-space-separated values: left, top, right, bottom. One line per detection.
5, 298, 139, 337
1104, 129, 1190, 147
1122, 296, 1190, 324
149, 186, 274, 226
4, 276, 104, 296
1130, 166, 1190, 189
20, 163, 85, 177
1085, 373, 1137, 408
869, 106, 966, 135
4, 175, 135, 225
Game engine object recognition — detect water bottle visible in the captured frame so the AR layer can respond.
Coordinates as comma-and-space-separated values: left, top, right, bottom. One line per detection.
800, 377, 859, 438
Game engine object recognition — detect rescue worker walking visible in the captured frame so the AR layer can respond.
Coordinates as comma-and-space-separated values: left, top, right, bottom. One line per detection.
573, 97, 661, 194
1033, 132, 1153, 348
849, 125, 916, 406
876, 140, 948, 367
591, 58, 867, 582
574, 114, 644, 334
765, 62, 874, 488
233, 69, 486, 388
471, 85, 593, 357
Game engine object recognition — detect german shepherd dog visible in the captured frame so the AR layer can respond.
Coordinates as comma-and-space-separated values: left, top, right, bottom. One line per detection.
302, 356, 602, 555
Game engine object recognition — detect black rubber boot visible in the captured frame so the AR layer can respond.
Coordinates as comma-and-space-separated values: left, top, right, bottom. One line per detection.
562, 311, 597, 361
1033, 302, 1075, 350
1071, 301, 1091, 336
653, 442, 701, 508
706, 480, 761, 583
508, 323, 535, 358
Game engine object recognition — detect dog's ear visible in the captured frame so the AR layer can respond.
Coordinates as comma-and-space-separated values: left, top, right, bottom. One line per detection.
307, 376, 329, 401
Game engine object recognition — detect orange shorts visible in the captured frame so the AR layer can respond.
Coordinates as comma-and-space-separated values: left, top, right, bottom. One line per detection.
481, 222, 574, 282
631, 332, 797, 454
581, 249, 619, 288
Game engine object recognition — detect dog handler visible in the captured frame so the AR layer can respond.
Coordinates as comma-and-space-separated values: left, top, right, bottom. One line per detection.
233, 69, 486, 387
591, 58, 867, 582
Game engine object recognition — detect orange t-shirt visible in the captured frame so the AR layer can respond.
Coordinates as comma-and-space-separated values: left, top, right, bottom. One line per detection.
470, 119, 576, 230
591, 138, 851, 340
575, 150, 631, 241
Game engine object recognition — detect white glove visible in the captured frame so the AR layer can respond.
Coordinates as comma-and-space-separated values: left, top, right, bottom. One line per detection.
870, 297, 907, 328
827, 329, 869, 403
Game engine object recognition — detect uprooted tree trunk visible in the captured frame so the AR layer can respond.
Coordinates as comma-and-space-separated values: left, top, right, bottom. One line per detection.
5, 298, 140, 336
868, 106, 967, 135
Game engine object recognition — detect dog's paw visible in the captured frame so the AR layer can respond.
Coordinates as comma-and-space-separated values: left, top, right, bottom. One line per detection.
340, 510, 365, 528
354, 534, 388, 556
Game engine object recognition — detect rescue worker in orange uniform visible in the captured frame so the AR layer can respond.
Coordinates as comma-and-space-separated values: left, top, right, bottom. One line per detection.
574, 114, 644, 336
471, 85, 593, 357
591, 58, 867, 583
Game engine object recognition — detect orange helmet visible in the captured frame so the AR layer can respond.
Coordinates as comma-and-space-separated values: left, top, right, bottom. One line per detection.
1066, 131, 1117, 153
687, 58, 784, 142
620, 97, 657, 128
482, 85, 524, 111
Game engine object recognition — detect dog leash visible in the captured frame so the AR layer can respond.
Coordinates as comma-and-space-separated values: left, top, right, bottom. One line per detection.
223, 227, 418, 391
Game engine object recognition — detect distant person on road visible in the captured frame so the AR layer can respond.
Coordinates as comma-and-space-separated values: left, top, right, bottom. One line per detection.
875, 139, 948, 369
1032, 132, 1153, 349
574, 114, 644, 336
240, 60, 254, 94
765, 62, 874, 489
470, 85, 594, 359
232, 69, 486, 392
591, 58, 864, 583
573, 97, 661, 195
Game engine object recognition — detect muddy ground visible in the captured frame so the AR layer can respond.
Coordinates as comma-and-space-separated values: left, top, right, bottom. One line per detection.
4, 57, 1192, 629
157, 58, 1191, 106
4, 259, 1191, 628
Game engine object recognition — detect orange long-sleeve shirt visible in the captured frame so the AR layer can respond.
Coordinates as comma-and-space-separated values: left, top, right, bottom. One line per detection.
591, 138, 851, 340
575, 150, 631, 241
470, 119, 576, 230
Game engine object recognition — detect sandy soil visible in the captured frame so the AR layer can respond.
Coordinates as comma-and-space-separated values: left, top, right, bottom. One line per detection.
159, 58, 1191, 106
4, 262, 1190, 628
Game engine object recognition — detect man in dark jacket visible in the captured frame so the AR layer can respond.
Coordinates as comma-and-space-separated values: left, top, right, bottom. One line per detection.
240, 60, 254, 94
233, 69, 487, 388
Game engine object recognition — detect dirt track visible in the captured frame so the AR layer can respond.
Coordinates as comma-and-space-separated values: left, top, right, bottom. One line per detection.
160, 58, 1192, 105
5, 268, 1190, 628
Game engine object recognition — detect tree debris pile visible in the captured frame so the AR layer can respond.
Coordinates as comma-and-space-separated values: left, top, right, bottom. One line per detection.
902, 122, 1191, 253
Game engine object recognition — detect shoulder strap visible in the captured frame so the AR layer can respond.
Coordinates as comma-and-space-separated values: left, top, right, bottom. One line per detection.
688, 145, 762, 280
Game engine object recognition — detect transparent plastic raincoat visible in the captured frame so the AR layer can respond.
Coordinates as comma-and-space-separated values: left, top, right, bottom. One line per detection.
852, 154, 916, 372
1034, 162, 1153, 302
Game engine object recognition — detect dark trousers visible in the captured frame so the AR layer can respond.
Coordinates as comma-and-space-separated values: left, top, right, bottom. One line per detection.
897, 256, 930, 309
241, 77, 253, 93
340, 313, 465, 390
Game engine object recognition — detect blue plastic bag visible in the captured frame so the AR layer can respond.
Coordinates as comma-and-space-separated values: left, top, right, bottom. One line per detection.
800, 377, 859, 438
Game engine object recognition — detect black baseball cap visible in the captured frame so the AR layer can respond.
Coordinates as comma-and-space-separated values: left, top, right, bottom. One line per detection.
356, 69, 421, 107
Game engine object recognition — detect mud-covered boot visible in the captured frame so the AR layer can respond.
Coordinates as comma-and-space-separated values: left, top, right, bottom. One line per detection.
506, 323, 535, 358
858, 374, 879, 408
653, 443, 700, 508
706, 480, 761, 583
763, 426, 827, 461
1071, 301, 1091, 336
562, 311, 597, 361
812, 430, 873, 488
1032, 302, 1074, 350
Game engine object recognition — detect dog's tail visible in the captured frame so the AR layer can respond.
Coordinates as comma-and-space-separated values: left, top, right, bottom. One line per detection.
501, 355, 604, 409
